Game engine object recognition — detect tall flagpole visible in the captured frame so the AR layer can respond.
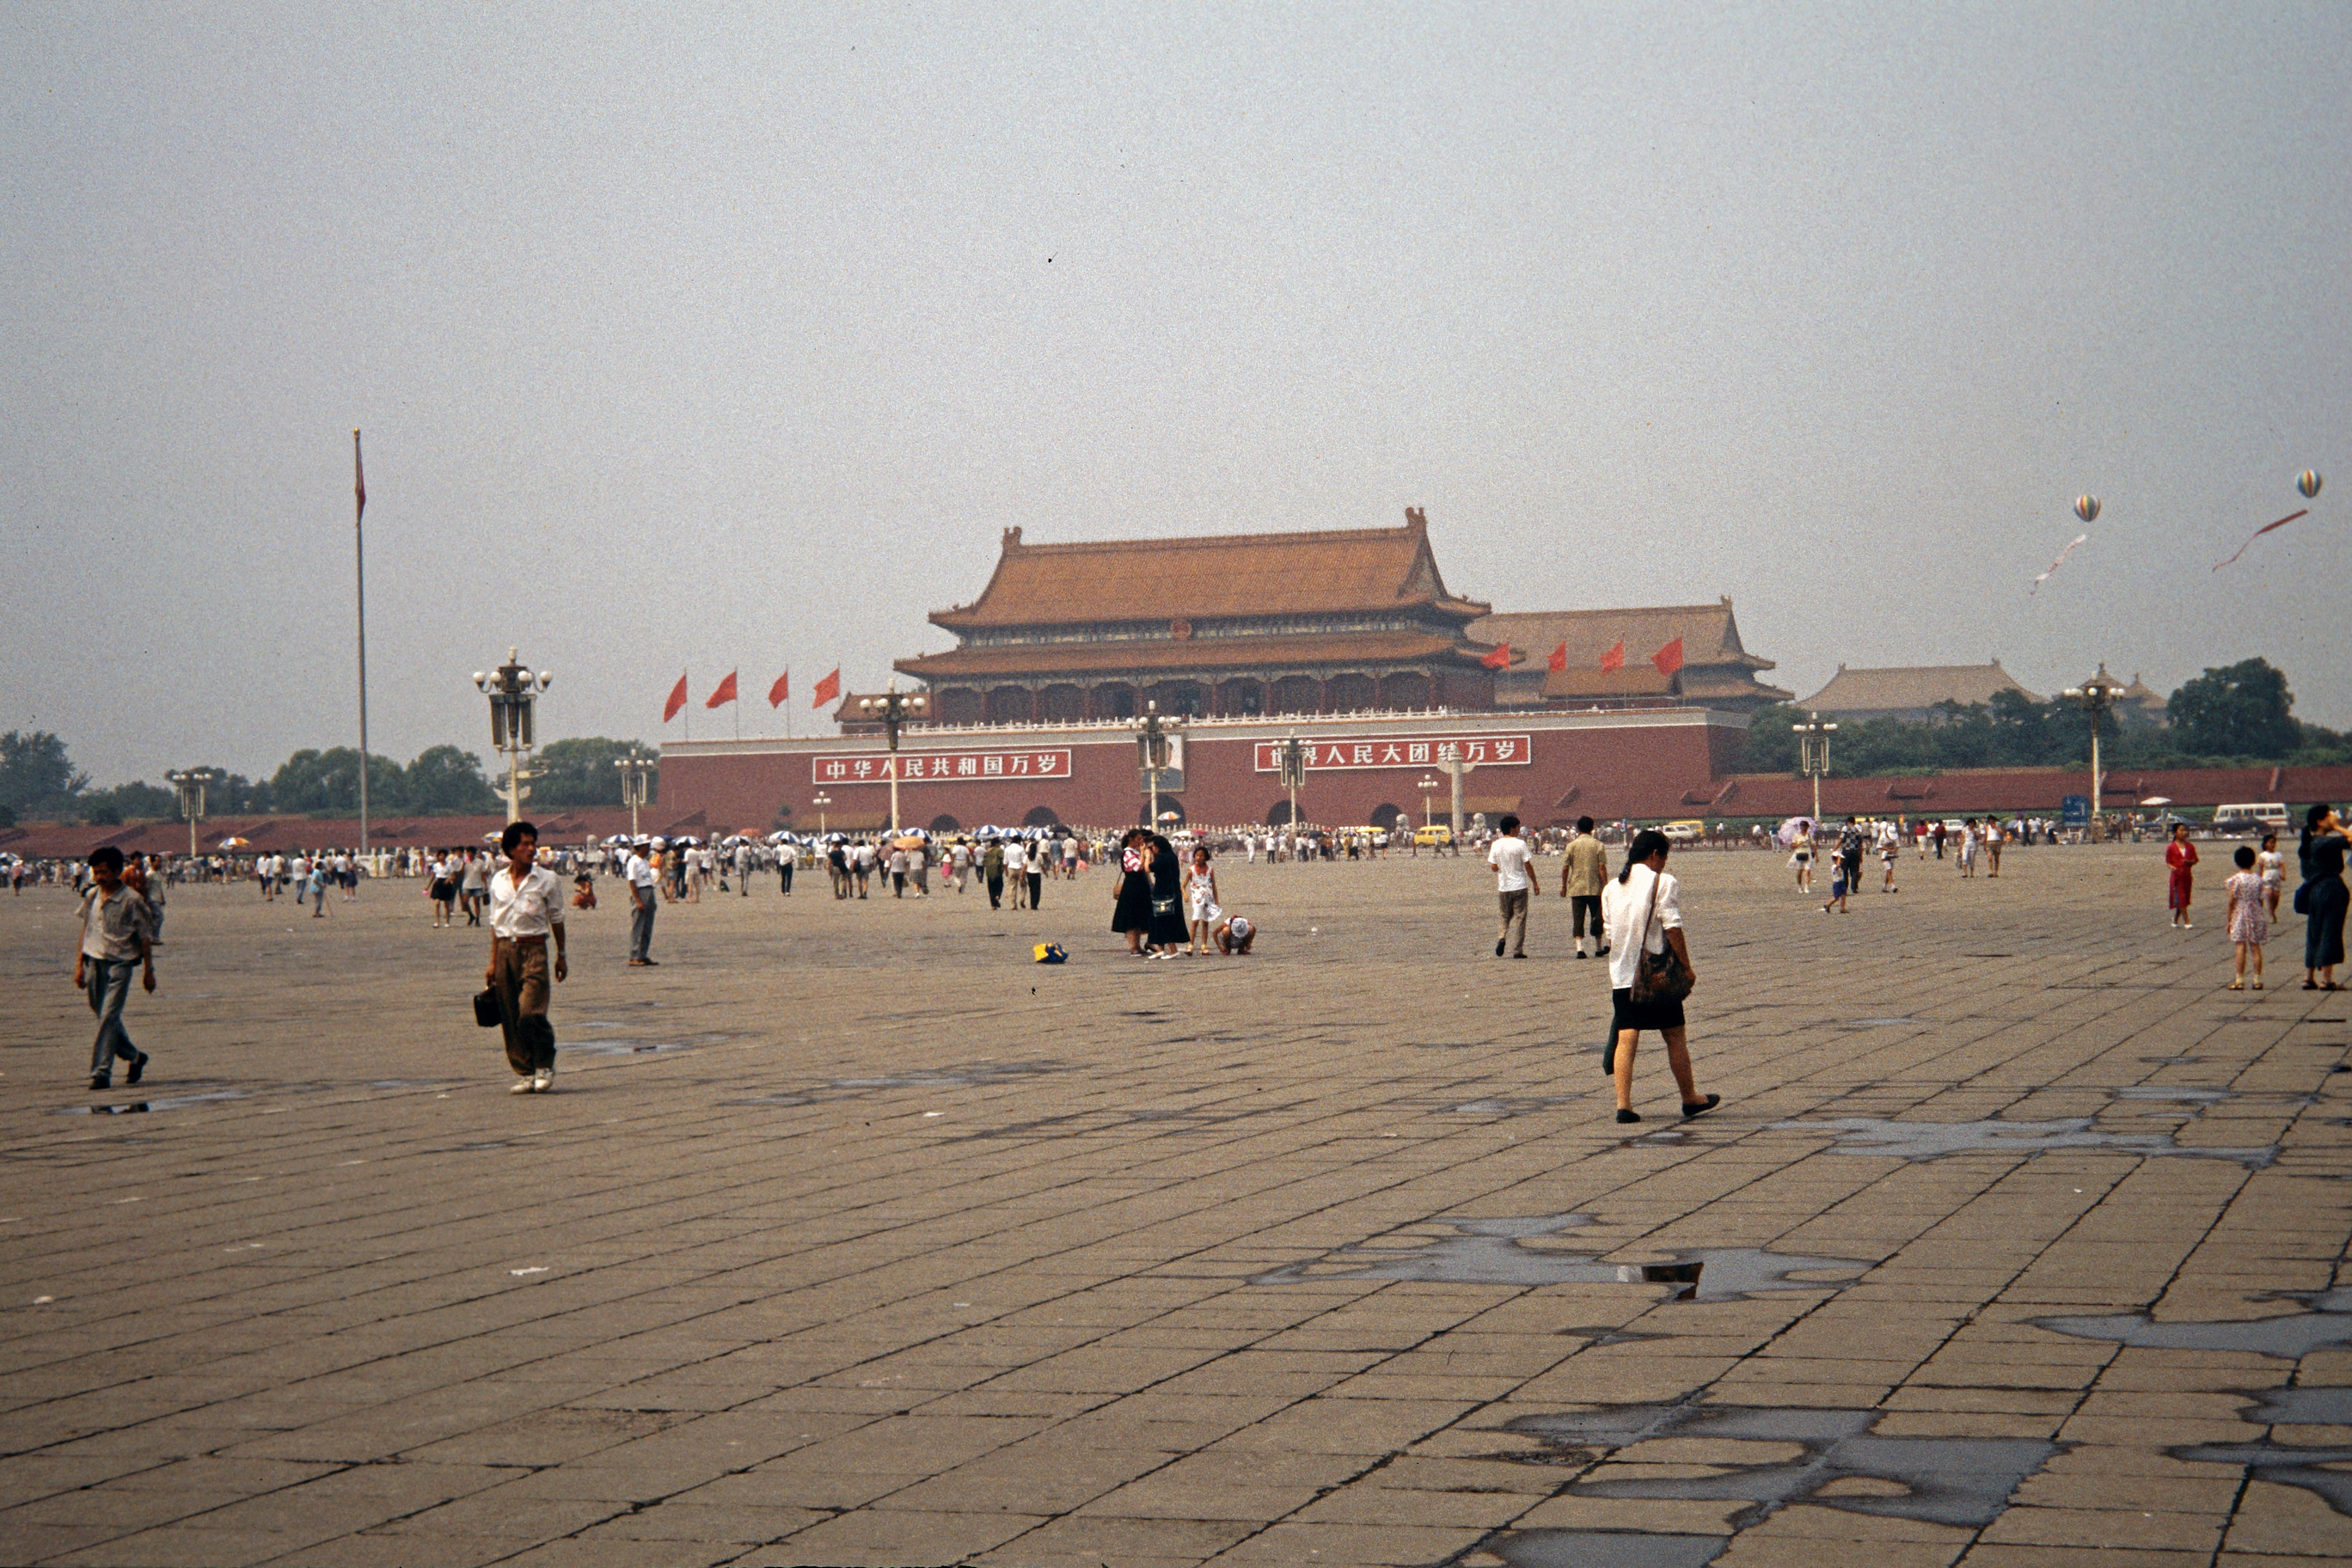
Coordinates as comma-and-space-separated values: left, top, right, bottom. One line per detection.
353, 431, 370, 859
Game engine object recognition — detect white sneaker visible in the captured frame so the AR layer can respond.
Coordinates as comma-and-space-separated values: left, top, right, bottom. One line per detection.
509, 1078, 536, 1094
533, 1068, 554, 1093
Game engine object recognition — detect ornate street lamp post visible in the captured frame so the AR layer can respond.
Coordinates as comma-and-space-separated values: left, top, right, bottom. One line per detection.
2061, 668, 2125, 841
1133, 701, 1182, 830
1435, 742, 1476, 840
165, 768, 218, 863
811, 792, 832, 836
615, 750, 655, 840
473, 648, 552, 825
856, 683, 928, 833
1792, 711, 1837, 826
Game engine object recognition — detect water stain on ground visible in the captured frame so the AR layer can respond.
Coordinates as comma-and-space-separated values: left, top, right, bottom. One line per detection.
1251, 1214, 1871, 1302
1480, 1400, 2061, 1565
2166, 1387, 2352, 1517
2037, 1287, 2352, 1358
54, 1088, 249, 1116
1770, 1115, 2276, 1166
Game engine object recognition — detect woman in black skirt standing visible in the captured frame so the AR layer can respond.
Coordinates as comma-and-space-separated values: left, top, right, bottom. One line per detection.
1600, 828, 1718, 1124
1111, 829, 1155, 956
1146, 833, 1191, 958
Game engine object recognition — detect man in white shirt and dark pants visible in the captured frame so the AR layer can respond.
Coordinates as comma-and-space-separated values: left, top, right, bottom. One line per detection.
486, 821, 567, 1093
1487, 813, 1540, 959
624, 841, 658, 965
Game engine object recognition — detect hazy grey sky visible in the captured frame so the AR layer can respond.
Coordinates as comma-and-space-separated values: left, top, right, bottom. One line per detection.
5, 2, 2346, 786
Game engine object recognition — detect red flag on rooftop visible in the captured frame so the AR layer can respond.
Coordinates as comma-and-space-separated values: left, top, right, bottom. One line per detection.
662, 673, 688, 723
812, 667, 842, 708
1652, 637, 1685, 676
768, 671, 790, 707
706, 671, 739, 708
1479, 643, 1511, 671
1600, 639, 1626, 672
1547, 640, 1567, 674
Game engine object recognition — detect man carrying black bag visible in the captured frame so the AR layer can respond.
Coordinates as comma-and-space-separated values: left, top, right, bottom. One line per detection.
485, 821, 567, 1094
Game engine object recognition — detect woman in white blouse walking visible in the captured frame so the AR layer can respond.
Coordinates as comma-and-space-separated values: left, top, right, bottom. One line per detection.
1600, 828, 1718, 1125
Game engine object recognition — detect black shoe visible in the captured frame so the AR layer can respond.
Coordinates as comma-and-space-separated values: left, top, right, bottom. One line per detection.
89, 1074, 110, 1092
1681, 1093, 1721, 1120
1495, 939, 1505, 957
1511, 952, 1526, 960
126, 1051, 148, 1086
1575, 951, 1589, 959
1614, 1108, 1642, 1124
1596, 946, 1610, 957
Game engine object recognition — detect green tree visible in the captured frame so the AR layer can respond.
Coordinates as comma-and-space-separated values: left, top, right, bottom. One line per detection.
2169, 658, 2299, 760
530, 737, 657, 809
0, 730, 86, 815
402, 746, 501, 815
82, 781, 178, 822
270, 748, 407, 817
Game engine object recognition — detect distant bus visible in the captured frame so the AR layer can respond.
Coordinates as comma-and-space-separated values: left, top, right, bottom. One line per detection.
2213, 802, 2289, 836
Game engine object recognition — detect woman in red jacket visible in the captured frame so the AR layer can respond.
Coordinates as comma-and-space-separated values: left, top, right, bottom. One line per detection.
2167, 823, 2200, 928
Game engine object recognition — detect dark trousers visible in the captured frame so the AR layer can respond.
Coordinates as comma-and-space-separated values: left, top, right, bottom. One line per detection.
85, 957, 138, 1074
1571, 894, 1602, 940
1027, 872, 1042, 908
629, 892, 655, 961
492, 936, 555, 1075
987, 874, 1003, 909
780, 864, 793, 895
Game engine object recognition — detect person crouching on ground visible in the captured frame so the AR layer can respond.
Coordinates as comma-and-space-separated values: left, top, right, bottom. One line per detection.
76, 846, 157, 1091
486, 820, 567, 1094
1213, 912, 1255, 955
1601, 828, 1717, 1125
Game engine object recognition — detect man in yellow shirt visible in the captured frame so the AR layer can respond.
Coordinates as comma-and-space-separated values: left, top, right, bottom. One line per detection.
1559, 815, 1611, 961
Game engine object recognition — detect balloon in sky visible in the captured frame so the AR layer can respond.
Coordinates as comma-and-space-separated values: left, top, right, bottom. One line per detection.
2298, 470, 2324, 499
2073, 495, 2100, 524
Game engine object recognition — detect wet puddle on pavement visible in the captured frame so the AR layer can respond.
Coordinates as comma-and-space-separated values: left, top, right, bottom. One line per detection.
1769, 1115, 2277, 1166
2037, 1286, 2352, 1358
1252, 1214, 1871, 1301
2168, 1387, 2352, 1517
565, 1032, 738, 1058
723, 1060, 1067, 1106
1481, 1400, 2062, 1565
54, 1088, 249, 1116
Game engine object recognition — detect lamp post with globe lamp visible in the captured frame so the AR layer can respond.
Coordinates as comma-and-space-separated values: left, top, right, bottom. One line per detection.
1418, 775, 1443, 849
2061, 669, 2126, 841
165, 768, 218, 863
473, 649, 551, 825
1792, 712, 1837, 827
811, 792, 832, 836
615, 750, 655, 840
856, 683, 928, 834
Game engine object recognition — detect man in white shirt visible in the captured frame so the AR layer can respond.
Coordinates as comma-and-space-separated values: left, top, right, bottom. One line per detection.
1003, 837, 1028, 910
486, 822, 568, 1093
624, 840, 659, 965
1486, 813, 1540, 959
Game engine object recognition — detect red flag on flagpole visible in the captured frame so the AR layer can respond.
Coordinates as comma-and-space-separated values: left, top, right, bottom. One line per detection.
1600, 639, 1626, 673
662, 673, 689, 723
1651, 637, 1685, 676
768, 671, 790, 707
1479, 643, 1512, 671
812, 667, 842, 708
706, 671, 739, 709
1546, 640, 1567, 674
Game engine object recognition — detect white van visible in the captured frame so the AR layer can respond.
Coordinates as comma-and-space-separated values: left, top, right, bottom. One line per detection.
2213, 803, 2289, 836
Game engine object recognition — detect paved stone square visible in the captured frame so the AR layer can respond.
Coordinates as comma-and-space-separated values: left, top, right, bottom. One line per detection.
3, 842, 2348, 1566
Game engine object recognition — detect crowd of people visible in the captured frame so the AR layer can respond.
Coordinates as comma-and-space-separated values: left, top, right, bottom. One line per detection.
42, 801, 2351, 1112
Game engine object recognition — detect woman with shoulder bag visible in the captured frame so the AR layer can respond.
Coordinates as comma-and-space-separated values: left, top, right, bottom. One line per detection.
1600, 829, 1718, 1124
2297, 804, 2348, 989
1145, 833, 1191, 958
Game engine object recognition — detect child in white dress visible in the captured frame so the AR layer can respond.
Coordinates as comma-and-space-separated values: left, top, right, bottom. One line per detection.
2226, 845, 2269, 991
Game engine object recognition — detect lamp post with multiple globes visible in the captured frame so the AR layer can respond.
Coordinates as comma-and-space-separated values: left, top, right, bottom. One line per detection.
473, 649, 551, 825
856, 683, 928, 834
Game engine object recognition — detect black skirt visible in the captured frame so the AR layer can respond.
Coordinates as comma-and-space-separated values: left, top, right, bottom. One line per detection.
1611, 986, 1686, 1034
1112, 870, 1153, 933
1147, 852, 1191, 946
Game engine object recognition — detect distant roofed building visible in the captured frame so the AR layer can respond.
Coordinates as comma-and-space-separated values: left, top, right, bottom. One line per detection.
893, 509, 1506, 724
1470, 599, 1792, 714
1798, 660, 2042, 722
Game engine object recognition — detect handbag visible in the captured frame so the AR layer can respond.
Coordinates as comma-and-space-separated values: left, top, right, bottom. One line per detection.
2294, 879, 2313, 916
1628, 868, 1694, 1005
1150, 896, 1178, 918
472, 988, 503, 1028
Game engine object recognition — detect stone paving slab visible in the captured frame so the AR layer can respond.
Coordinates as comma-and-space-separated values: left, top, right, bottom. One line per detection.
2, 843, 2348, 1565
